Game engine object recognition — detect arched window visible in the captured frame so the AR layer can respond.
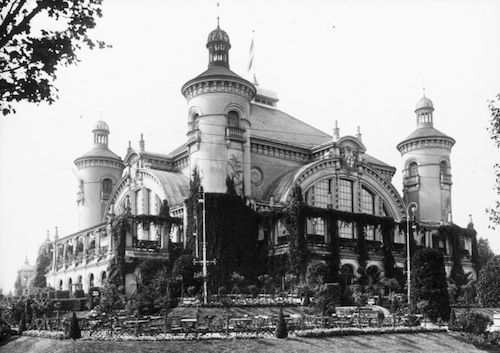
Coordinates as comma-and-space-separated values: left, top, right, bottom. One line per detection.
102, 178, 112, 201
228, 111, 239, 128
77, 275, 83, 290
190, 113, 199, 131
440, 161, 448, 175
68, 278, 73, 292
59, 279, 63, 290
101, 271, 107, 285
409, 162, 418, 177
340, 264, 355, 290
89, 273, 94, 287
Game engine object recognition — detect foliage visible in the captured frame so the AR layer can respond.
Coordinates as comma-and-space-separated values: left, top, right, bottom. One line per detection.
204, 193, 260, 291
275, 307, 288, 338
185, 167, 202, 254
477, 237, 495, 271
14, 272, 22, 296
450, 309, 491, 335
313, 283, 340, 315
32, 240, 53, 289
477, 255, 500, 307
356, 225, 369, 269
487, 93, 500, 227
439, 225, 464, 282
325, 222, 341, 283
67, 311, 81, 339
281, 186, 309, 279
0, 0, 108, 115
306, 260, 329, 288
410, 248, 450, 322
0, 317, 15, 343
18, 313, 26, 334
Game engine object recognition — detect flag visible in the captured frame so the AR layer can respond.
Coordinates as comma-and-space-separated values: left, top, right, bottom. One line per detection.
247, 37, 254, 73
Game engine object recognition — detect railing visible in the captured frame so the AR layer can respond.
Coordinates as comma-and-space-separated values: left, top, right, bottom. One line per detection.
225, 127, 246, 141
403, 175, 419, 187
136, 239, 160, 252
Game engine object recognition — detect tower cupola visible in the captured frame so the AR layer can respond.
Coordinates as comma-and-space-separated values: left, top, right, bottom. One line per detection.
93, 119, 110, 147
415, 95, 434, 128
206, 23, 231, 69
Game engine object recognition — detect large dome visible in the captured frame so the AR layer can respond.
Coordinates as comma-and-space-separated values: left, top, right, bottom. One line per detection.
207, 26, 231, 46
93, 120, 109, 132
415, 96, 434, 111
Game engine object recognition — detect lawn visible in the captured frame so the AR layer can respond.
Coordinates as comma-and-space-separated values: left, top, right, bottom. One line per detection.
2, 332, 500, 353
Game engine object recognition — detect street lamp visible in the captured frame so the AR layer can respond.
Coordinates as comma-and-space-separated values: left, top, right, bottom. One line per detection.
406, 202, 418, 308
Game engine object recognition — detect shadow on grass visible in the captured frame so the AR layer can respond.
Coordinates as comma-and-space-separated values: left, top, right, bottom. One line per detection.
0, 334, 21, 348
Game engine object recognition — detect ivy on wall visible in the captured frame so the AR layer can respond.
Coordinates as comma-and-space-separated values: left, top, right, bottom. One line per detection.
107, 212, 183, 293
281, 186, 309, 279
204, 192, 260, 290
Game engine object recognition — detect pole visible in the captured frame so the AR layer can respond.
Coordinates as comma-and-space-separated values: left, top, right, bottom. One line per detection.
406, 202, 418, 309
202, 191, 208, 305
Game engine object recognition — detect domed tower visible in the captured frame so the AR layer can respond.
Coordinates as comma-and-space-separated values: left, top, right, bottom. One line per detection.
181, 22, 256, 195
397, 95, 455, 223
74, 120, 124, 229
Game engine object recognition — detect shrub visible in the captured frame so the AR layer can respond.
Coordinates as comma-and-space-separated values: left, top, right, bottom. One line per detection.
73, 290, 85, 299
448, 309, 457, 330
55, 290, 70, 299
410, 248, 450, 322
275, 307, 288, 338
18, 314, 27, 335
67, 312, 81, 340
453, 310, 491, 335
477, 255, 500, 307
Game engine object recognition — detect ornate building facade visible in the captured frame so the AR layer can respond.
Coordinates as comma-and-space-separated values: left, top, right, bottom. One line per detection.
44, 24, 477, 295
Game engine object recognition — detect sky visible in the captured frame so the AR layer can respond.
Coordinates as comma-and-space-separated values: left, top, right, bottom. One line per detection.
0, 0, 499, 293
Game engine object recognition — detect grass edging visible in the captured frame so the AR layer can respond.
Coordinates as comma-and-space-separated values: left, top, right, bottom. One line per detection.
21, 326, 447, 341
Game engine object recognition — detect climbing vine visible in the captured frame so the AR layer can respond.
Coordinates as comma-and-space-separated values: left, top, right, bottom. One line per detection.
281, 186, 309, 279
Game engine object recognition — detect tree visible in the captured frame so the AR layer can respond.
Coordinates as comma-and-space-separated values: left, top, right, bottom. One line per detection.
477, 237, 495, 270
275, 307, 288, 338
0, 0, 107, 115
477, 255, 500, 307
487, 93, 500, 227
410, 248, 450, 322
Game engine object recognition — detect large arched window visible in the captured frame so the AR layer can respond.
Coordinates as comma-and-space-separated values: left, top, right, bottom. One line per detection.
101, 271, 107, 285
89, 273, 94, 287
68, 278, 73, 293
339, 179, 354, 238
361, 186, 376, 240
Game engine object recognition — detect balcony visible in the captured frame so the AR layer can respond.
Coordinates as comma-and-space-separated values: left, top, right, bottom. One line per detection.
440, 173, 452, 185
186, 129, 201, 147
403, 175, 419, 188
136, 239, 160, 252
226, 127, 246, 143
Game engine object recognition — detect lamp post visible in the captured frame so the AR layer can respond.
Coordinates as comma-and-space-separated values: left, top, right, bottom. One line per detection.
194, 190, 216, 305
406, 202, 418, 308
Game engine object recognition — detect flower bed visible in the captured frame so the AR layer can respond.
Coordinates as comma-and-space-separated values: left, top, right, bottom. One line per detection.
295, 326, 446, 338
22, 325, 446, 341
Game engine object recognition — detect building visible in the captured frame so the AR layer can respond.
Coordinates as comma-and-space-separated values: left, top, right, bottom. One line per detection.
44, 23, 477, 295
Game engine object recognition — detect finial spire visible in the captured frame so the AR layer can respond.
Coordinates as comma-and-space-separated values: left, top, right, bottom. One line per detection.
217, 2, 220, 28
139, 133, 145, 152
356, 126, 362, 141
422, 77, 426, 97
333, 120, 340, 141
